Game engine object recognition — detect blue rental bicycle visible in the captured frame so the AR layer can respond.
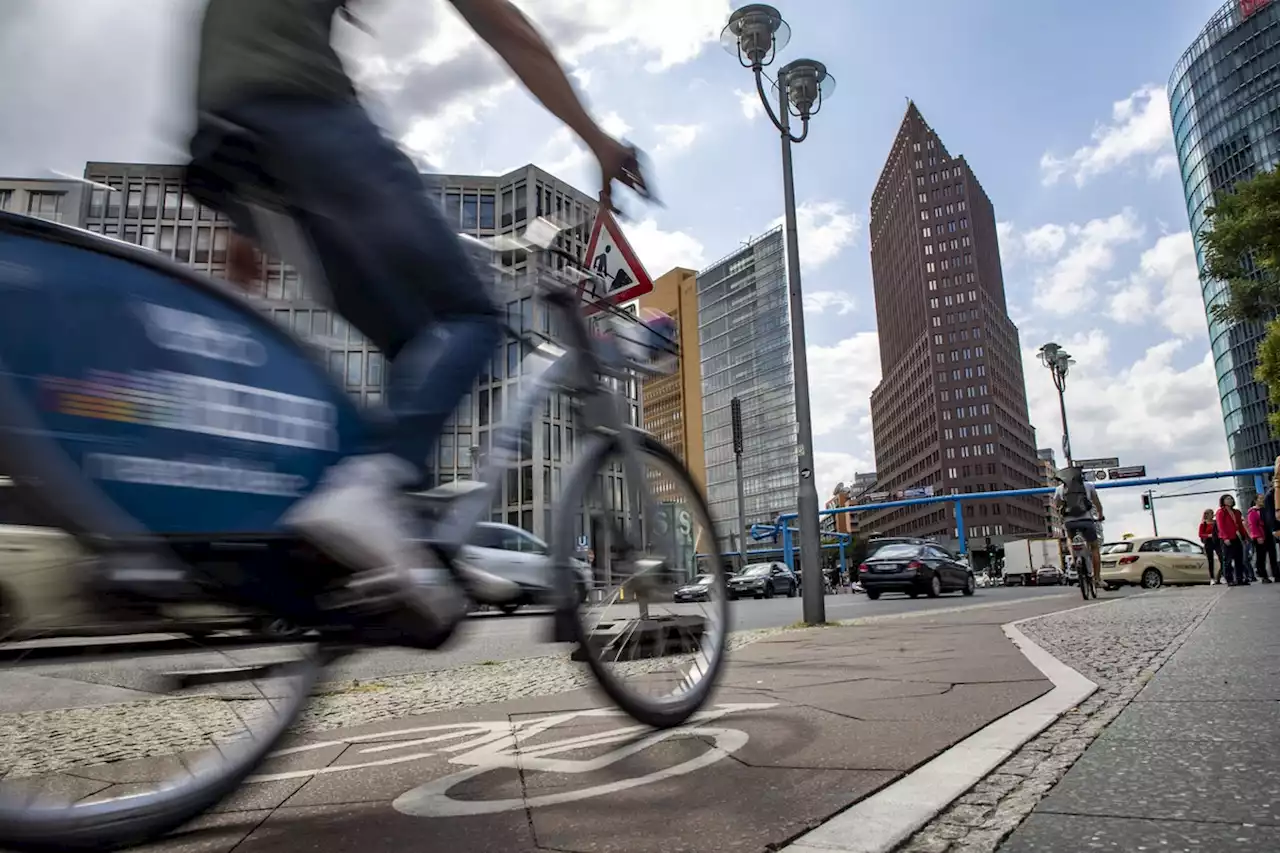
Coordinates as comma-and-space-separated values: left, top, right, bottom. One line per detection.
0, 205, 728, 851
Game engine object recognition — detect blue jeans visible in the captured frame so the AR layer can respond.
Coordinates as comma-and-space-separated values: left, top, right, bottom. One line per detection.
188, 97, 503, 479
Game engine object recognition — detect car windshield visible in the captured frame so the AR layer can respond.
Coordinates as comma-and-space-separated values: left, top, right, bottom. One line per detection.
692, 575, 713, 585
866, 539, 916, 558
869, 544, 921, 560
1100, 542, 1132, 554
742, 565, 771, 577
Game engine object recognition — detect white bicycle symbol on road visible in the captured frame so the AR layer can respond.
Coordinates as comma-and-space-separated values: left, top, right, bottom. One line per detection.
248, 702, 776, 816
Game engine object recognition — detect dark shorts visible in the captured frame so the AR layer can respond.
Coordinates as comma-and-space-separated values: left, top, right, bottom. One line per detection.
186, 96, 499, 360
1064, 519, 1098, 543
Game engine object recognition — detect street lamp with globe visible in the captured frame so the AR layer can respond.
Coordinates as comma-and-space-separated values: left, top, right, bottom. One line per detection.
1038, 342, 1076, 467
721, 4, 835, 626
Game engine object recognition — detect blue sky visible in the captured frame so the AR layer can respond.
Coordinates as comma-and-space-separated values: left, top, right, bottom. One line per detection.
0, 0, 1236, 540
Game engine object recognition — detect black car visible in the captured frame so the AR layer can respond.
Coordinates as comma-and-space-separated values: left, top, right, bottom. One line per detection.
727, 563, 798, 600
673, 574, 715, 602
858, 542, 976, 600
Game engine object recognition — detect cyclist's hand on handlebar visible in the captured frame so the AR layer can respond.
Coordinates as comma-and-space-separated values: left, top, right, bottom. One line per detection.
593, 136, 655, 216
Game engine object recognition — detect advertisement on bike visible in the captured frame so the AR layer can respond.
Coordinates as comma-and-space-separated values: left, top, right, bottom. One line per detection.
0, 230, 364, 534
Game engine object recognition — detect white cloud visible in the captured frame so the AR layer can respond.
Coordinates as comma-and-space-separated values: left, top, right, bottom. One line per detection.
624, 218, 707, 276
399, 88, 511, 166
1107, 231, 1206, 339
807, 331, 881, 507
1003, 210, 1145, 315
531, 0, 733, 72
807, 332, 882, 438
654, 123, 703, 155
1040, 84, 1174, 187
1022, 224, 1068, 259
537, 127, 594, 182
769, 200, 861, 271
600, 111, 632, 139
804, 291, 857, 316
735, 88, 764, 120
571, 67, 594, 91
1021, 331, 1229, 540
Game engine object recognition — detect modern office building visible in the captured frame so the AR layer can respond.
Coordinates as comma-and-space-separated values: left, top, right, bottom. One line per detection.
0, 177, 85, 226
697, 227, 797, 548
639, 267, 705, 493
77, 161, 632, 545
864, 103, 1044, 546
1036, 447, 1061, 537
1169, 0, 1280, 488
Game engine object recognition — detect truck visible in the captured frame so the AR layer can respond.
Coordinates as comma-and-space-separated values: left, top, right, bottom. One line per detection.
1002, 537, 1062, 586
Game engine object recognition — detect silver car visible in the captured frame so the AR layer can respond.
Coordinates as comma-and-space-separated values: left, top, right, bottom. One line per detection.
458, 522, 592, 615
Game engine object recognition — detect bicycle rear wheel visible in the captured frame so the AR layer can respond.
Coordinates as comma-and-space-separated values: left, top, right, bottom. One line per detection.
0, 590, 326, 851
553, 433, 729, 730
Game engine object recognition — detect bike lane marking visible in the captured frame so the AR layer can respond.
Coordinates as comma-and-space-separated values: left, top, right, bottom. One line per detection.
245, 702, 777, 811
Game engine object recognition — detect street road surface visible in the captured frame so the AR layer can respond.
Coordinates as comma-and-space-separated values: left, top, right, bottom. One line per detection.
0, 586, 1083, 712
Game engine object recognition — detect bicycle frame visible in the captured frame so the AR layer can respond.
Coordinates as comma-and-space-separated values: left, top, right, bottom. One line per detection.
425, 245, 666, 602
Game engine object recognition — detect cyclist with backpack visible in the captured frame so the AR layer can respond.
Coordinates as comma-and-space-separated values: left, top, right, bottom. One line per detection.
1053, 466, 1105, 588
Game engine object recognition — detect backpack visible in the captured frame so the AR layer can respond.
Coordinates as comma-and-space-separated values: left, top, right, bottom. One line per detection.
1060, 467, 1093, 518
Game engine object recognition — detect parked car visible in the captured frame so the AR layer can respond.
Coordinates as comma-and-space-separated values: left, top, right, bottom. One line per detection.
857, 542, 976, 600
727, 563, 799, 600
456, 522, 592, 614
1099, 537, 1211, 590
1034, 565, 1064, 586
673, 574, 715, 603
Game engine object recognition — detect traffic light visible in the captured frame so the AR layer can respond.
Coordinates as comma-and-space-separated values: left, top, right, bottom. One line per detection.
1141, 493, 1151, 511
730, 397, 744, 455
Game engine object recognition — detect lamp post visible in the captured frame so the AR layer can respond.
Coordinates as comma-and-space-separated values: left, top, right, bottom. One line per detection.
722, 4, 835, 625
1037, 342, 1076, 467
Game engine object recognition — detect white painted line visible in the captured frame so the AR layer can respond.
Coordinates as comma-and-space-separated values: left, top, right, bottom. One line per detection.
779, 608, 1097, 853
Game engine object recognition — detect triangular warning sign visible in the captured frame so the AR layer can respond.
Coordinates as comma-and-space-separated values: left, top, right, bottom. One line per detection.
581, 208, 653, 312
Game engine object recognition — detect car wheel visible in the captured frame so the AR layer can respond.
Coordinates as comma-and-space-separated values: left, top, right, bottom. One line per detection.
499, 602, 523, 615
908, 590, 920, 598
866, 589, 881, 600
927, 574, 942, 598
1140, 568, 1163, 590
763, 583, 774, 599
786, 583, 797, 598
963, 574, 976, 596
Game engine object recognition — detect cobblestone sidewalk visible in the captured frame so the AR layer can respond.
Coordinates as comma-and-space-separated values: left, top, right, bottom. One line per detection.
896, 587, 1221, 853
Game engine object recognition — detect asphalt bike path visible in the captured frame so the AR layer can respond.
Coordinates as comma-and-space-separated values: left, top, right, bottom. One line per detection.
37, 592, 1100, 853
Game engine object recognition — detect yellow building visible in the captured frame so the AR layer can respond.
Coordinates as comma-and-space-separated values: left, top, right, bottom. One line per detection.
639, 268, 705, 495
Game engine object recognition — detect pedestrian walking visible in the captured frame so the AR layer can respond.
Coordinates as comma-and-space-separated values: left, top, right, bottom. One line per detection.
1216, 494, 1250, 586
1199, 509, 1221, 584
1247, 495, 1276, 583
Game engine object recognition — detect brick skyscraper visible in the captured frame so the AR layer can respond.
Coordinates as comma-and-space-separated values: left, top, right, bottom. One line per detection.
864, 103, 1043, 546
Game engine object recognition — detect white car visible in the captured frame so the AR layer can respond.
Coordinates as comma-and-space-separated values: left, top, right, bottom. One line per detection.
458, 522, 593, 615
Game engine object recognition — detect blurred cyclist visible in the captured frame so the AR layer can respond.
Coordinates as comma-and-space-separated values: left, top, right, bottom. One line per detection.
185, 0, 648, 648
1053, 466, 1105, 587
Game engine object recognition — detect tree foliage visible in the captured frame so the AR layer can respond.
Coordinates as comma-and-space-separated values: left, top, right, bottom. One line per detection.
1257, 318, 1280, 436
1202, 168, 1280, 437
1202, 167, 1280, 324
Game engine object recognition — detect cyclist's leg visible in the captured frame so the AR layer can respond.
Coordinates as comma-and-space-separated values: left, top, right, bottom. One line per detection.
197, 97, 507, 639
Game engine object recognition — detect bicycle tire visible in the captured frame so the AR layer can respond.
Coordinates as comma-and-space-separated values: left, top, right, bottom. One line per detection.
0, 649, 326, 852
552, 432, 729, 730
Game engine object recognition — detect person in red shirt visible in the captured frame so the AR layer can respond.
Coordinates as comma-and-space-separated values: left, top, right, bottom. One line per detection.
1247, 494, 1277, 583
1199, 508, 1221, 584
1216, 494, 1249, 586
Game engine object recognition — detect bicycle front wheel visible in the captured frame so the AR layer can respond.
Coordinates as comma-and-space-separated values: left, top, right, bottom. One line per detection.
552, 432, 729, 729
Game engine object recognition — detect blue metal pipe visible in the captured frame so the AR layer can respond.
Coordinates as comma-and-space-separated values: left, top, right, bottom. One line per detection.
775, 466, 1274, 522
